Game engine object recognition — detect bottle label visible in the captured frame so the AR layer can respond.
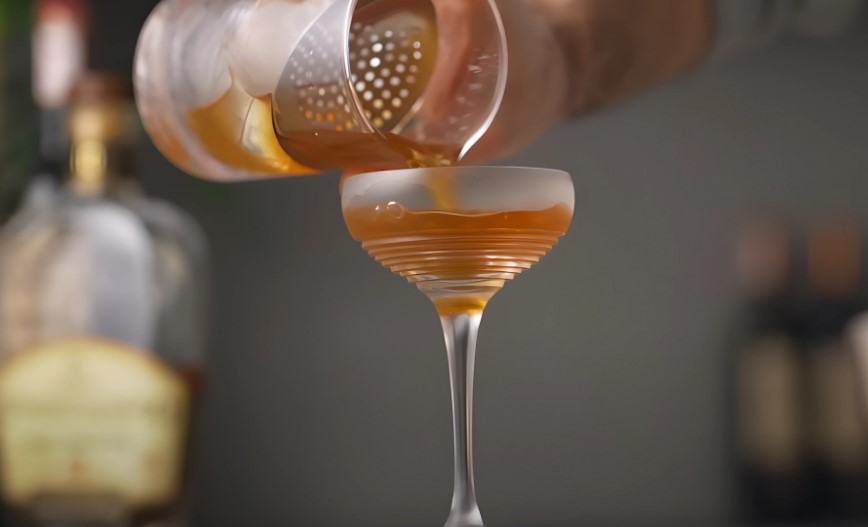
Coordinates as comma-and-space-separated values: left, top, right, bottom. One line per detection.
737, 334, 804, 472
0, 338, 189, 510
809, 341, 868, 470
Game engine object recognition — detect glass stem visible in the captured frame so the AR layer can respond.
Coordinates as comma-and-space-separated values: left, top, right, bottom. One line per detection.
440, 311, 485, 527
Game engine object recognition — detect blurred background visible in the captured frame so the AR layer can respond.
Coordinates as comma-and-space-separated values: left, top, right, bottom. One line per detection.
3, 1, 868, 526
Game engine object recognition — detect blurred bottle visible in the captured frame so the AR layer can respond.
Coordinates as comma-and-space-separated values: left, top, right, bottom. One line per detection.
803, 217, 868, 521
0, 0, 36, 222
1, 5, 7, 216
729, 217, 809, 522
25, 0, 89, 208
0, 73, 208, 527
845, 312, 868, 510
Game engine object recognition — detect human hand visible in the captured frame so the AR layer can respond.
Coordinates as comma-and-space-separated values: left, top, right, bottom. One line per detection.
429, 0, 713, 162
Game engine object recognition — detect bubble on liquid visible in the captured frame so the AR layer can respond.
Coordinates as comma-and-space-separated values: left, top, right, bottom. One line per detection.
375, 201, 406, 219
227, 0, 331, 97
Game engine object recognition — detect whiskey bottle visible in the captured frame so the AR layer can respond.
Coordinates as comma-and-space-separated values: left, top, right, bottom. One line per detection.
0, 73, 208, 527
728, 217, 809, 522
803, 217, 868, 521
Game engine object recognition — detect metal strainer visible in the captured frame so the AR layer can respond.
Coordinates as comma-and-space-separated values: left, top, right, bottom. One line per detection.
347, 4, 438, 132
273, 0, 506, 169
275, 0, 436, 136
133, 0, 505, 180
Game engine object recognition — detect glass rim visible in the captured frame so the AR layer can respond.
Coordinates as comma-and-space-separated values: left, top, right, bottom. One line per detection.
342, 165, 571, 185
340, 165, 575, 211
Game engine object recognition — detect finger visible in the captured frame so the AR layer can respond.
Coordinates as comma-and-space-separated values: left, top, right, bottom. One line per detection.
417, 0, 479, 117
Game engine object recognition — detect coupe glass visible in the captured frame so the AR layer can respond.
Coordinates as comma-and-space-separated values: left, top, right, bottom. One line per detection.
342, 166, 575, 526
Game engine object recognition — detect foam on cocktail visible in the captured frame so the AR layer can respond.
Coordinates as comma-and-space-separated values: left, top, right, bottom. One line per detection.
341, 166, 575, 213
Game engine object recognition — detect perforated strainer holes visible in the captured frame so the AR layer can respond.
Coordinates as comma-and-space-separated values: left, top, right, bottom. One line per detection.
283, 6, 436, 134
348, 21, 433, 131
288, 21, 356, 131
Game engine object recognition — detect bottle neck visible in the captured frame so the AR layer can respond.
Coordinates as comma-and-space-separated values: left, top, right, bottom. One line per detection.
66, 99, 138, 196
68, 137, 134, 196
32, 0, 88, 179
38, 107, 68, 181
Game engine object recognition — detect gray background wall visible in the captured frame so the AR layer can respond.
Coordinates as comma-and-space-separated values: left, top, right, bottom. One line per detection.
63, 3, 868, 525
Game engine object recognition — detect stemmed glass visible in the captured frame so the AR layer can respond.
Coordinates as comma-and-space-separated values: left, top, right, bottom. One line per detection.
341, 166, 574, 526
133, 1, 576, 524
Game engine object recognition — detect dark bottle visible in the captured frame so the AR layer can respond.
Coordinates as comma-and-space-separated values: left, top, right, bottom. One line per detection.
728, 217, 809, 523
802, 217, 868, 521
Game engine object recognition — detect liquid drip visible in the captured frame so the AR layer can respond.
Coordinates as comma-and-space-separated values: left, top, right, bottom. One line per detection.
344, 203, 573, 314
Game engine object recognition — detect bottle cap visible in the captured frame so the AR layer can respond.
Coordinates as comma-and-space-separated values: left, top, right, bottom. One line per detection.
808, 216, 862, 297
33, 0, 90, 108
69, 73, 136, 144
736, 217, 792, 296
69, 72, 133, 105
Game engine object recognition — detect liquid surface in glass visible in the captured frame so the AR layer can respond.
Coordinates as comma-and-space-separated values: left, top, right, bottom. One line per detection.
344, 202, 573, 314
